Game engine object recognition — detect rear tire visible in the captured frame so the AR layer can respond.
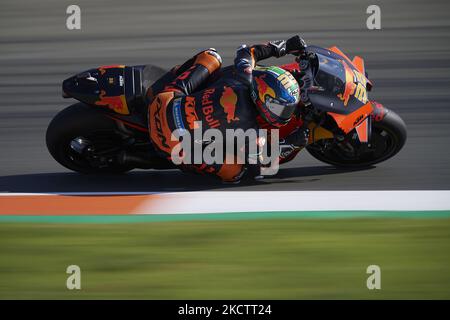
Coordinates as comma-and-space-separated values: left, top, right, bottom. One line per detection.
46, 103, 133, 174
306, 108, 407, 167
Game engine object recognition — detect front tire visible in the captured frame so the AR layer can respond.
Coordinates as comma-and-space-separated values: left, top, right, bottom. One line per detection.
46, 103, 133, 174
306, 108, 407, 167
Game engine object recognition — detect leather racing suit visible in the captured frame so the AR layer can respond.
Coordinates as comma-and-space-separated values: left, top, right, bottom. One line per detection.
146, 37, 307, 182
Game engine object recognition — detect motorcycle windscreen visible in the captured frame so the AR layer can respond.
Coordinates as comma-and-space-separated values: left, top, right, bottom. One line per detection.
307, 53, 368, 114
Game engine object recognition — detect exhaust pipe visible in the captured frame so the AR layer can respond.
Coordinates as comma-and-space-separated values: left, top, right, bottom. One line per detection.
118, 151, 175, 170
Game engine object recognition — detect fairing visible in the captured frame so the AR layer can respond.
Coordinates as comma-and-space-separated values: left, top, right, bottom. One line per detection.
62, 65, 146, 115
306, 46, 371, 115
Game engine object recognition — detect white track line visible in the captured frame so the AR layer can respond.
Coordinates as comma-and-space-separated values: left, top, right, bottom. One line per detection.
2, 191, 449, 215
0, 192, 161, 196
133, 191, 450, 214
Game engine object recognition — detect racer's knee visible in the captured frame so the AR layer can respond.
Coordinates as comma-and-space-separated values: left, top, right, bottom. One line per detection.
148, 92, 177, 155
193, 49, 222, 74
216, 163, 245, 183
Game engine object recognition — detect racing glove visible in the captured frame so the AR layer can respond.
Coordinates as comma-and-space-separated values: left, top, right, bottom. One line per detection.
286, 35, 307, 55
268, 40, 288, 58
269, 35, 307, 58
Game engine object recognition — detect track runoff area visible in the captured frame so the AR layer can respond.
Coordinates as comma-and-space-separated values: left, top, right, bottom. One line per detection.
1, 190, 449, 222
1, 190, 450, 299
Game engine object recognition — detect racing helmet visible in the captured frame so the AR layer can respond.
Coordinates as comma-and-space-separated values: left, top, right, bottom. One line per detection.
250, 66, 300, 127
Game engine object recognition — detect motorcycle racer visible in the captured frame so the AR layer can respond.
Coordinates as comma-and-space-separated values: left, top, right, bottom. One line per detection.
146, 35, 309, 182
51, 38, 408, 177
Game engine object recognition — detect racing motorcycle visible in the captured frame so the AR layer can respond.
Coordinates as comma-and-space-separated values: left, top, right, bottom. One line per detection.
46, 45, 407, 174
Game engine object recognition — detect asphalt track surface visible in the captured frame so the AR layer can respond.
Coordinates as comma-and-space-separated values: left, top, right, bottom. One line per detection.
1, 0, 450, 193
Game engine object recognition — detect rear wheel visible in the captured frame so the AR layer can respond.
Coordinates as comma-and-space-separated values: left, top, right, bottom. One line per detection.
46, 103, 134, 174
306, 108, 407, 167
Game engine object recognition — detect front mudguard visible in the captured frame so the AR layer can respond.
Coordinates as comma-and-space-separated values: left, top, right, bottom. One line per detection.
370, 100, 388, 122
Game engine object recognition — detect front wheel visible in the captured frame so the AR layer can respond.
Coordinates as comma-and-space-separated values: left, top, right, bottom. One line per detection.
306, 108, 407, 167
46, 103, 134, 174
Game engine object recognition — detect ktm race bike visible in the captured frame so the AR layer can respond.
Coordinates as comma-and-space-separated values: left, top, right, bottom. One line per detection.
46, 45, 407, 174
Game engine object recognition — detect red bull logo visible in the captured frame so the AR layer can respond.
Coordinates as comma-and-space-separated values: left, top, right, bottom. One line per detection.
337, 61, 357, 107
255, 75, 275, 102
337, 60, 368, 106
220, 87, 239, 123
95, 90, 129, 114
201, 88, 220, 129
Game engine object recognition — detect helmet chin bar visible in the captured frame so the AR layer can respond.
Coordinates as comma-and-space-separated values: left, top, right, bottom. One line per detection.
266, 97, 287, 115
262, 96, 296, 125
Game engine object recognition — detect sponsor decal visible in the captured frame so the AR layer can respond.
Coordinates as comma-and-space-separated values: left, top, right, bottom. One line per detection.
276, 72, 299, 98
337, 61, 357, 106
371, 101, 386, 122
172, 98, 187, 135
201, 88, 220, 128
254, 75, 275, 102
353, 69, 368, 104
98, 65, 125, 75
184, 96, 199, 129
262, 66, 285, 78
95, 90, 129, 114
338, 60, 368, 106
353, 114, 364, 126
219, 87, 240, 123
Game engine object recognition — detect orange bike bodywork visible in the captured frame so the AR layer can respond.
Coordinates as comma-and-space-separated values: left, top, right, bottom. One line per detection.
301, 46, 383, 145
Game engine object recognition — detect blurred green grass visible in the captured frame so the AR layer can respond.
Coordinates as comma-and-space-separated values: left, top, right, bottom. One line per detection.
0, 219, 449, 299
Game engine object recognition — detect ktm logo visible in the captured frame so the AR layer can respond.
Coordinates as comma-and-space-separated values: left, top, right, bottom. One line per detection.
184, 96, 199, 129
220, 87, 239, 123
154, 97, 169, 148
353, 114, 364, 126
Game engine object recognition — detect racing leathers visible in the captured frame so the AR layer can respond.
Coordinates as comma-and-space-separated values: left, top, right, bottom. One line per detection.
147, 36, 308, 182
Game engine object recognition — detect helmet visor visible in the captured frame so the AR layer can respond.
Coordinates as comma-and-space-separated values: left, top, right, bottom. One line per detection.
266, 97, 297, 121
